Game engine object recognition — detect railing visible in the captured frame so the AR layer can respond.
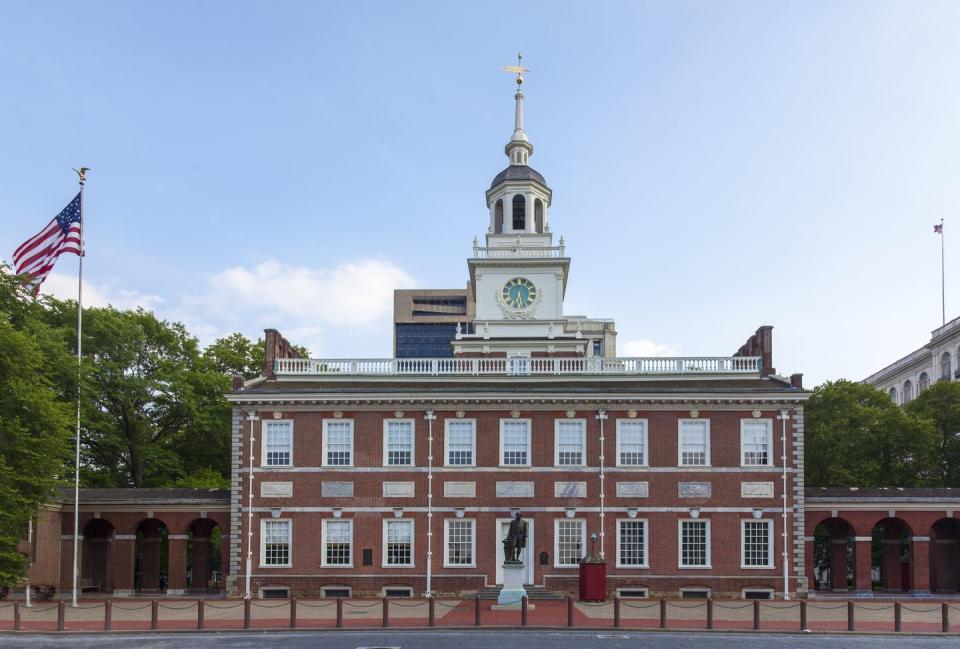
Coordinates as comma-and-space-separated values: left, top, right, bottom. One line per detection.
274, 356, 763, 377
472, 245, 565, 258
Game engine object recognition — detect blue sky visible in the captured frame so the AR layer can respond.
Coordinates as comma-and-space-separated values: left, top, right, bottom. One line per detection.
2, 1, 959, 386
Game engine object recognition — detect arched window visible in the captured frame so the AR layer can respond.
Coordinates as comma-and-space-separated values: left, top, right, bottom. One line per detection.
512, 195, 526, 230
534, 199, 544, 233
889, 387, 898, 404
902, 380, 913, 403
919, 372, 930, 392
494, 200, 504, 234
942, 352, 952, 381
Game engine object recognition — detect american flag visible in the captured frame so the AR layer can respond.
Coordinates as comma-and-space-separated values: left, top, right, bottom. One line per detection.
934, 223, 944, 234
12, 193, 83, 292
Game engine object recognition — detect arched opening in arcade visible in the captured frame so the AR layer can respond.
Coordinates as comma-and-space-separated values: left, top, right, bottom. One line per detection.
930, 518, 960, 593
81, 519, 115, 593
187, 518, 223, 592
813, 517, 854, 591
135, 518, 168, 592
870, 517, 912, 592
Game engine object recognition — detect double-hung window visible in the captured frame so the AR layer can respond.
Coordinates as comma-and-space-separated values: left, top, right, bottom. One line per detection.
261, 519, 291, 567
555, 519, 585, 567
617, 420, 648, 466
384, 419, 414, 466
555, 419, 586, 466
679, 519, 710, 568
445, 419, 476, 466
741, 420, 773, 466
742, 520, 773, 568
617, 519, 648, 568
678, 419, 709, 466
384, 519, 414, 567
322, 519, 352, 566
323, 420, 353, 467
500, 419, 531, 466
444, 519, 475, 566
263, 420, 292, 467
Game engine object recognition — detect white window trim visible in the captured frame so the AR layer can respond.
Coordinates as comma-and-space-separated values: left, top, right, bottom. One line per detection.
615, 517, 650, 568
382, 518, 415, 568
261, 419, 293, 468
679, 587, 712, 598
321, 585, 352, 598
677, 419, 711, 467
499, 418, 532, 467
554, 418, 587, 467
443, 518, 476, 568
741, 588, 774, 600
740, 419, 773, 467
259, 518, 292, 568
259, 586, 290, 598
321, 518, 353, 568
322, 419, 354, 467
677, 518, 711, 569
554, 518, 587, 568
616, 587, 649, 599
382, 418, 416, 467
444, 418, 477, 467
740, 518, 775, 569
381, 586, 414, 597
616, 419, 649, 467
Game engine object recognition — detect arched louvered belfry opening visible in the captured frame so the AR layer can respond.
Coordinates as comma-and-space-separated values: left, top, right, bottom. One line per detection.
534, 198, 544, 233
512, 194, 526, 231
494, 199, 504, 233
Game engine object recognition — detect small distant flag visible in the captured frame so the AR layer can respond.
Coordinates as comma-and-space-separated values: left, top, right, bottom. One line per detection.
934, 223, 944, 234
11, 193, 83, 293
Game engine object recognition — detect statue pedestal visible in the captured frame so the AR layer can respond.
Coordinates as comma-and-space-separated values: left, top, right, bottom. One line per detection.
496, 560, 528, 607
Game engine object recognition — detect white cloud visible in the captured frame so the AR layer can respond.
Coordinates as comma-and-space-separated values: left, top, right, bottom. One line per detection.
621, 339, 680, 357
41, 272, 164, 311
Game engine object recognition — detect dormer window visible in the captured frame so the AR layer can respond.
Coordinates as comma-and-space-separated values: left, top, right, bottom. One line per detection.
512, 195, 526, 230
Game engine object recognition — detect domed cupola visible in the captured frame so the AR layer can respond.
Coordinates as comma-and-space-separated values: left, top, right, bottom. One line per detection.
486, 54, 552, 235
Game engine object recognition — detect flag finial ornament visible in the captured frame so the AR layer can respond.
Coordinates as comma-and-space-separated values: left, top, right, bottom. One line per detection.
73, 167, 90, 185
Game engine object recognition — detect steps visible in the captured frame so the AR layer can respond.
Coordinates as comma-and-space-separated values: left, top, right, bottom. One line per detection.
475, 585, 566, 600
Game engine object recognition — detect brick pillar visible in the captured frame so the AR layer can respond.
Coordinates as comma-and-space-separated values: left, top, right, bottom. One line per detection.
854, 538, 873, 593
882, 540, 902, 591
140, 535, 161, 591
59, 535, 82, 593
191, 536, 210, 591
220, 534, 230, 591
167, 535, 188, 594
830, 540, 848, 591
113, 535, 136, 595
910, 537, 932, 595
804, 539, 816, 590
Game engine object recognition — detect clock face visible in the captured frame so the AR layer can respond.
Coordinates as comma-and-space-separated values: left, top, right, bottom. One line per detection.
501, 277, 537, 310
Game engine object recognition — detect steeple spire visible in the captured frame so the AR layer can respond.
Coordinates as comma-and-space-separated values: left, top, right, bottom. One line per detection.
503, 53, 533, 166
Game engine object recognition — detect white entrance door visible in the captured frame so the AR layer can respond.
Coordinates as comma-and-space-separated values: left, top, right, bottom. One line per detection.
496, 518, 534, 584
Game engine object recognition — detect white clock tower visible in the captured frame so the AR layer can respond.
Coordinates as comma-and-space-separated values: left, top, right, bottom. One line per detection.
455, 59, 615, 358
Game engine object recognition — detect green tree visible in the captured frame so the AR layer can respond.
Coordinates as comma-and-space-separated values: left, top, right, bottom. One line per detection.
203, 333, 264, 380
805, 380, 937, 487
906, 381, 960, 486
0, 269, 72, 587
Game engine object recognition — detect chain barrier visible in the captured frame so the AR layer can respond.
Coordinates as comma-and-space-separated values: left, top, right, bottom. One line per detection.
20, 604, 60, 613
389, 600, 427, 608
852, 603, 895, 611
497, 597, 523, 606
899, 605, 940, 614
758, 602, 800, 609
712, 602, 754, 610
249, 601, 289, 609
620, 600, 661, 609
577, 601, 610, 607
295, 600, 337, 609
434, 600, 467, 610
948, 604, 960, 612
66, 603, 105, 610
157, 603, 197, 611
110, 603, 155, 611
0, 603, 15, 609
342, 600, 383, 609
667, 601, 707, 609
202, 601, 245, 610
805, 602, 849, 610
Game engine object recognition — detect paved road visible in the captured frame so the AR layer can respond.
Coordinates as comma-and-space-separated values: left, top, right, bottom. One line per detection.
1, 630, 958, 649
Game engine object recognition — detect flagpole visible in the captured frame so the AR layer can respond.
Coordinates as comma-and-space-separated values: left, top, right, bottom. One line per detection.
941, 218, 946, 326
70, 170, 86, 608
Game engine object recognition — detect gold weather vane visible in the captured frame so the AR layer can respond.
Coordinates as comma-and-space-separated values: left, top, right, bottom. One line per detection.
503, 52, 529, 85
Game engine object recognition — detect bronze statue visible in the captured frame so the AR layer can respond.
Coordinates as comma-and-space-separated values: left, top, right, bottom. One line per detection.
503, 512, 527, 563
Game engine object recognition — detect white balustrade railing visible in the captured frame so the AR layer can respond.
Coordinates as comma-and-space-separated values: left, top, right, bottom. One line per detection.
472, 245, 565, 259
274, 356, 763, 376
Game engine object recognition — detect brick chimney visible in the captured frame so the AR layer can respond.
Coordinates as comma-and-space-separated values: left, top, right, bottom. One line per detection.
734, 325, 775, 377
790, 373, 804, 389
263, 328, 301, 379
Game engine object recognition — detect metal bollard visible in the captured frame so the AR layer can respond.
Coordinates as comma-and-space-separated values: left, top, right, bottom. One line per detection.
428, 597, 435, 627
475, 595, 481, 627
57, 600, 65, 631
521, 596, 528, 626
13, 601, 20, 631
753, 599, 760, 630
847, 600, 854, 632
150, 600, 159, 630
567, 596, 574, 627
382, 597, 389, 628
336, 598, 343, 628
290, 597, 297, 629
943, 602, 950, 634
197, 599, 204, 630
614, 597, 621, 628
659, 597, 667, 629
894, 601, 901, 632
800, 599, 807, 631
104, 600, 112, 631
243, 598, 251, 629
706, 598, 713, 630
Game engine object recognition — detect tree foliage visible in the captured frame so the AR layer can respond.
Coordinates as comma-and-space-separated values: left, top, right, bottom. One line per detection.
906, 381, 960, 486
